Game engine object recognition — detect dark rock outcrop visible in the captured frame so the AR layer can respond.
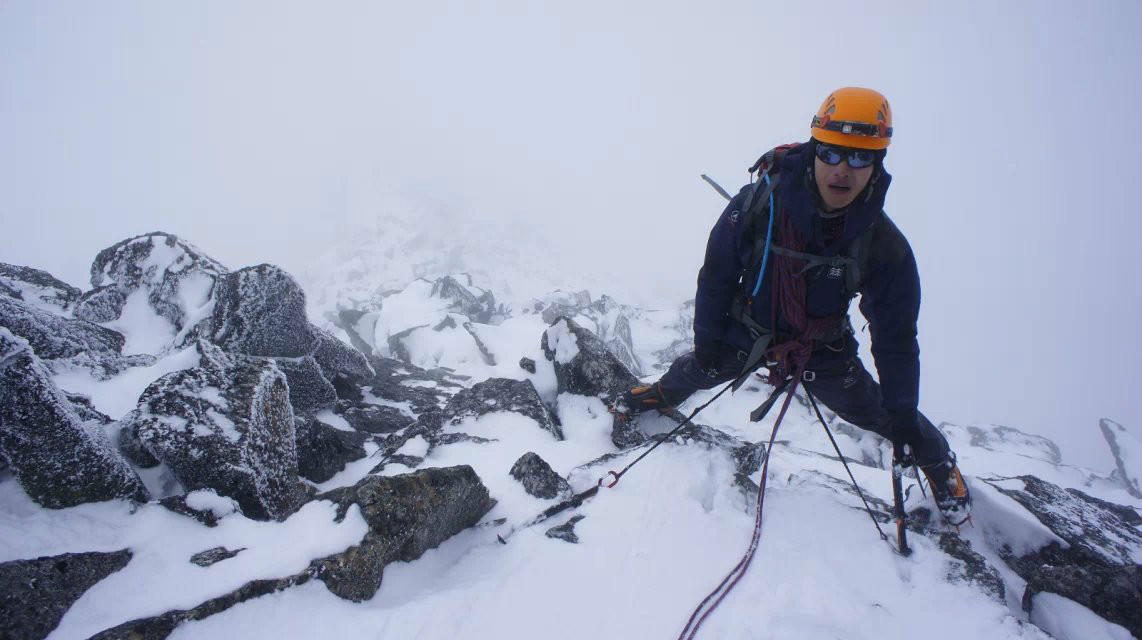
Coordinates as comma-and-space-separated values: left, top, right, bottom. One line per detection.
1100, 418, 1141, 499
0, 296, 124, 359
541, 316, 638, 404
120, 340, 301, 521
0, 262, 82, 312
274, 356, 338, 416
209, 264, 314, 357
295, 417, 368, 483
313, 328, 374, 382
985, 475, 1142, 637
311, 465, 495, 601
80, 232, 227, 332
0, 550, 133, 640
189, 547, 245, 567
0, 328, 149, 508
340, 403, 413, 434
546, 515, 586, 544
519, 357, 536, 374
443, 377, 562, 440
430, 274, 499, 323
510, 452, 571, 499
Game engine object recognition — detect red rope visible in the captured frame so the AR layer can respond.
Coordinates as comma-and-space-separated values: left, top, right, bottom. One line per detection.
677, 373, 802, 640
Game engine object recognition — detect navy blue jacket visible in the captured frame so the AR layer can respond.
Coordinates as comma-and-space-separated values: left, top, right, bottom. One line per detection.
692, 142, 922, 413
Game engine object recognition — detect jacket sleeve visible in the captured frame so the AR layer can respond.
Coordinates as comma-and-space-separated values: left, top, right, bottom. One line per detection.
858, 223, 921, 413
693, 191, 749, 349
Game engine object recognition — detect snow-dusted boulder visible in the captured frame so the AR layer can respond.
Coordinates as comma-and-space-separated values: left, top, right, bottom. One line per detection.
541, 316, 638, 404
442, 377, 562, 440
340, 403, 412, 434
1100, 418, 1141, 498
0, 262, 82, 313
76, 232, 226, 338
430, 274, 499, 323
313, 327, 373, 382
273, 356, 338, 416
0, 549, 133, 640
365, 356, 459, 415
294, 416, 368, 483
209, 264, 314, 357
0, 296, 124, 359
312, 465, 495, 601
0, 328, 149, 508
120, 340, 302, 521
985, 475, 1142, 636
158, 489, 240, 528
510, 452, 571, 499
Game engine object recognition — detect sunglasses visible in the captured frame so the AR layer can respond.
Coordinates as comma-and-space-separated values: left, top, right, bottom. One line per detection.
815, 144, 877, 169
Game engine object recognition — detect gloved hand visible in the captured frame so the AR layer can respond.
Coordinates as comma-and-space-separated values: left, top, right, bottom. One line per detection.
887, 408, 919, 460
694, 340, 722, 373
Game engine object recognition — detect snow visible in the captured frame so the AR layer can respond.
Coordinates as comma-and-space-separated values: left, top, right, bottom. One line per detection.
1029, 592, 1136, 640
394, 435, 429, 459
314, 409, 354, 432
103, 287, 176, 355
546, 318, 580, 363
184, 489, 239, 518
52, 346, 201, 419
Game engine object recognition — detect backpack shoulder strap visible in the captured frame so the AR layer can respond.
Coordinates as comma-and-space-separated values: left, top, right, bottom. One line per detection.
845, 210, 883, 293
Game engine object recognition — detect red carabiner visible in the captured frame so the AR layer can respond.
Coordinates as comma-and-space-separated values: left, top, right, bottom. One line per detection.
604, 471, 620, 489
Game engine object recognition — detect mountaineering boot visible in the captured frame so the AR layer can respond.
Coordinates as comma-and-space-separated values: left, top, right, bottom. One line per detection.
611, 382, 673, 422
921, 452, 971, 526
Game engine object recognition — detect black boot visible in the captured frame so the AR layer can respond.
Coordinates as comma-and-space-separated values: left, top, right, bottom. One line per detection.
921, 452, 971, 525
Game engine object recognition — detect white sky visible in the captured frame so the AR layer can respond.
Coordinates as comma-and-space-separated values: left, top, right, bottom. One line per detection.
2, 0, 1139, 469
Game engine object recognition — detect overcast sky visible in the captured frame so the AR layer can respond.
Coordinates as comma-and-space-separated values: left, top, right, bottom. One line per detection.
2, 0, 1139, 469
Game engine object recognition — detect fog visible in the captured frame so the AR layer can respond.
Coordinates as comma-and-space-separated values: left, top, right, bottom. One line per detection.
2, 0, 1139, 469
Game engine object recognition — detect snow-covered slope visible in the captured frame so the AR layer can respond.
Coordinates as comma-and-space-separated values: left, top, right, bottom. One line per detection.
2, 230, 1140, 640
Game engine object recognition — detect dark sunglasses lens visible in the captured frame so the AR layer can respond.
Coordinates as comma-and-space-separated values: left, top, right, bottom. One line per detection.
848, 150, 876, 168
816, 145, 844, 165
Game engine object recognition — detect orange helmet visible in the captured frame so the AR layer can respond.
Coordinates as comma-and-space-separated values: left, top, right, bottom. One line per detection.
810, 87, 893, 150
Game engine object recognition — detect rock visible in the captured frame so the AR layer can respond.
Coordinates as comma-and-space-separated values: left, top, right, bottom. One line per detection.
510, 452, 570, 499
64, 392, 113, 425
1100, 418, 1141, 499
985, 475, 1142, 636
541, 316, 638, 404
313, 328, 374, 381
335, 308, 377, 357
430, 274, 499, 323
341, 404, 413, 434
442, 377, 562, 440
295, 417, 368, 483
519, 357, 536, 373
610, 413, 649, 449
0, 328, 149, 508
209, 264, 315, 357
904, 507, 1006, 602
189, 546, 245, 567
364, 356, 456, 414
0, 296, 125, 359
0, 262, 82, 313
311, 465, 495, 601
121, 340, 301, 521
81, 232, 227, 334
274, 356, 338, 416
0, 550, 133, 640
74, 285, 128, 323
545, 515, 586, 543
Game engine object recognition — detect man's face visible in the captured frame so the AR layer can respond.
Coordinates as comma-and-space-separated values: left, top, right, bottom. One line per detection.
813, 144, 876, 212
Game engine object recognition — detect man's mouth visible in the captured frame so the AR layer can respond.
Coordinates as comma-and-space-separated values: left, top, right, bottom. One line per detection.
827, 184, 851, 194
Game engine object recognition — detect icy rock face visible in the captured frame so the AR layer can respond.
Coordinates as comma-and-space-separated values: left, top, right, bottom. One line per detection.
365, 356, 460, 414
313, 327, 374, 382
430, 274, 500, 323
985, 475, 1142, 636
0, 549, 133, 640
541, 316, 639, 404
294, 416, 368, 483
121, 340, 301, 521
527, 292, 644, 375
78, 232, 226, 332
960, 424, 1061, 464
443, 377, 562, 440
510, 452, 571, 499
273, 357, 338, 416
0, 296, 125, 359
0, 328, 149, 508
209, 264, 315, 357
1100, 418, 1141, 498
0, 262, 82, 313
312, 465, 495, 601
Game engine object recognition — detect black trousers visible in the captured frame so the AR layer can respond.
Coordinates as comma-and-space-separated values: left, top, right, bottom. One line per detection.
656, 336, 951, 467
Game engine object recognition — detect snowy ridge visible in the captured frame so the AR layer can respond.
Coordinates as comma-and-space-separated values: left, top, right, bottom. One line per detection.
1, 231, 1140, 640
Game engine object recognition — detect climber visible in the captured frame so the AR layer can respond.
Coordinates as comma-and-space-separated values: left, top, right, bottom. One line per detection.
617, 87, 970, 525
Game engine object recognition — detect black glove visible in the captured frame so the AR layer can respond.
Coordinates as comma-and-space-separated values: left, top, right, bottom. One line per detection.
694, 340, 722, 374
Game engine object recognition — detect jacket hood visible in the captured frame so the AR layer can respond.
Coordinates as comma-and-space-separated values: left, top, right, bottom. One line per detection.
776, 141, 892, 252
